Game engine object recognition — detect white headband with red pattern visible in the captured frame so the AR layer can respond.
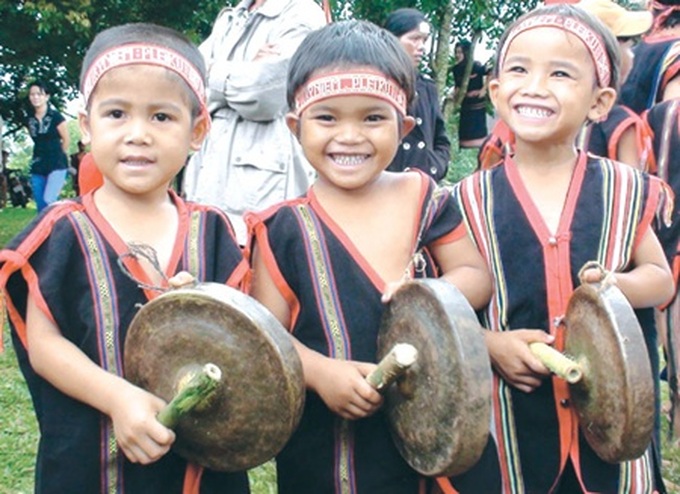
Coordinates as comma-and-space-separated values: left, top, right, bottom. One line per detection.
499, 14, 611, 87
294, 70, 408, 116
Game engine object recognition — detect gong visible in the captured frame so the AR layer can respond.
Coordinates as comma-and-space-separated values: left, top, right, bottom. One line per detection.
564, 282, 654, 463
124, 282, 305, 472
377, 278, 492, 477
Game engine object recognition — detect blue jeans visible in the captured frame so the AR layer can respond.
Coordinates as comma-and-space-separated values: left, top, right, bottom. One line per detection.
32, 169, 67, 212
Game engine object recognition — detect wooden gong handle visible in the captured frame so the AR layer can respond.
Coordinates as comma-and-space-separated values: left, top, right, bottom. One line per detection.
366, 343, 418, 393
529, 342, 583, 384
157, 363, 222, 429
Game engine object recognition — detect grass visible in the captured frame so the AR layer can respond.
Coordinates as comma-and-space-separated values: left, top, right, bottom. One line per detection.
2, 168, 680, 492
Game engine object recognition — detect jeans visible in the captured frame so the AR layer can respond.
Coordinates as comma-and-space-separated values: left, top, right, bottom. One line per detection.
32, 169, 67, 212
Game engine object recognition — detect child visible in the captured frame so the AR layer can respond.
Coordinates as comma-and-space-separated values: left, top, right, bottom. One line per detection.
0, 23, 250, 493
246, 20, 492, 494
438, 5, 674, 494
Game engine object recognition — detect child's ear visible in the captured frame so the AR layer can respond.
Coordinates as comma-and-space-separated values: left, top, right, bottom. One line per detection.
78, 109, 92, 146
400, 116, 416, 139
587, 87, 616, 123
285, 112, 300, 139
189, 114, 210, 151
488, 79, 500, 110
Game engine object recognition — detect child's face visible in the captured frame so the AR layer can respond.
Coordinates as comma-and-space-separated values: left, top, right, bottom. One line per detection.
286, 93, 414, 193
79, 64, 207, 199
489, 26, 615, 149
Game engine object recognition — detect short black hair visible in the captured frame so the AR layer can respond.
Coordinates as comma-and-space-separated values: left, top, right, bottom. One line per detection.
286, 20, 415, 110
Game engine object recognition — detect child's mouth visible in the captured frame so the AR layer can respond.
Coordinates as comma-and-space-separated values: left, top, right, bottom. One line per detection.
330, 154, 369, 167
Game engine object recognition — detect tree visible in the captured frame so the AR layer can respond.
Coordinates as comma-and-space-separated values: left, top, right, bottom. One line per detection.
0, 0, 227, 137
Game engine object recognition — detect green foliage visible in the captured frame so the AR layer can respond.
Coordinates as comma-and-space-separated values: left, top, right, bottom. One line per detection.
0, 0, 229, 136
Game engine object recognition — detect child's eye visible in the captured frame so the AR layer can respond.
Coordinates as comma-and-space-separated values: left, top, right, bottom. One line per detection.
153, 112, 172, 122
313, 114, 335, 122
366, 114, 386, 123
107, 109, 124, 119
552, 70, 571, 78
506, 65, 526, 74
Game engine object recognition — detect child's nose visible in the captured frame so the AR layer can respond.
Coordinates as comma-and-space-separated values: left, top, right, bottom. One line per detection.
335, 121, 363, 142
521, 72, 548, 96
124, 119, 152, 145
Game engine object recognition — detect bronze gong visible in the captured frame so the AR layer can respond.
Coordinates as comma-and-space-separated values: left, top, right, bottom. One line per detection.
124, 282, 305, 472
377, 279, 492, 477
563, 281, 654, 463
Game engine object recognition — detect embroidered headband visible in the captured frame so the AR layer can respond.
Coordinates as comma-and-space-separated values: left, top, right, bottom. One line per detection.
499, 14, 612, 88
82, 43, 210, 124
294, 71, 408, 116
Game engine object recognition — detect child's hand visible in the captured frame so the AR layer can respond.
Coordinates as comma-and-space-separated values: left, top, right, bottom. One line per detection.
484, 330, 554, 393
579, 266, 611, 284
313, 357, 384, 420
168, 271, 195, 288
109, 383, 176, 464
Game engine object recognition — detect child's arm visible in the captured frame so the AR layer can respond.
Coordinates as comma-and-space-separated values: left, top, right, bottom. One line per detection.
250, 244, 382, 420
26, 294, 175, 464
581, 228, 674, 308
430, 232, 493, 310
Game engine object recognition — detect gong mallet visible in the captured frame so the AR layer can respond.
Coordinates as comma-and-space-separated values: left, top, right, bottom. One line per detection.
366, 343, 418, 392
529, 342, 583, 384
156, 363, 222, 429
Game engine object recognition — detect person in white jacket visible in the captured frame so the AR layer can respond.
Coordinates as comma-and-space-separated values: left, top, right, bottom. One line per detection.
184, 0, 325, 243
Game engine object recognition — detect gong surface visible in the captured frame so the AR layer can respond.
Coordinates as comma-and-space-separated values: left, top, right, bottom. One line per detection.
124, 283, 305, 471
565, 283, 654, 463
377, 279, 492, 477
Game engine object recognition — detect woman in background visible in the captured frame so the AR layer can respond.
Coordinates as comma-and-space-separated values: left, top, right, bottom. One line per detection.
26, 81, 69, 212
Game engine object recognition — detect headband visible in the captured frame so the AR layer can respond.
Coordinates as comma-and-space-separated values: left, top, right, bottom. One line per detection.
294, 71, 408, 116
499, 14, 611, 87
82, 43, 210, 125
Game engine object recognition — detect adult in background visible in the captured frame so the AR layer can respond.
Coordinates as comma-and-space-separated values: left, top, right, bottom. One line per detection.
384, 8, 451, 182
183, 0, 326, 244
451, 40, 489, 148
619, 0, 680, 112
26, 81, 69, 212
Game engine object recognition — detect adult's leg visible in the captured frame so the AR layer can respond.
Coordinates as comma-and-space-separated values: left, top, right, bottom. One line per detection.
43, 169, 68, 206
31, 173, 47, 211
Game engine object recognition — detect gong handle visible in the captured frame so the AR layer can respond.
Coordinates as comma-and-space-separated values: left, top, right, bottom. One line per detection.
157, 363, 222, 429
366, 343, 418, 393
529, 342, 583, 384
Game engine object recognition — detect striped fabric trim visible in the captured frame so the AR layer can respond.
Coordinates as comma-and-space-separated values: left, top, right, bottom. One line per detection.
618, 448, 654, 494
597, 159, 644, 270
294, 204, 356, 494
454, 174, 525, 493
70, 211, 124, 494
185, 210, 204, 279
